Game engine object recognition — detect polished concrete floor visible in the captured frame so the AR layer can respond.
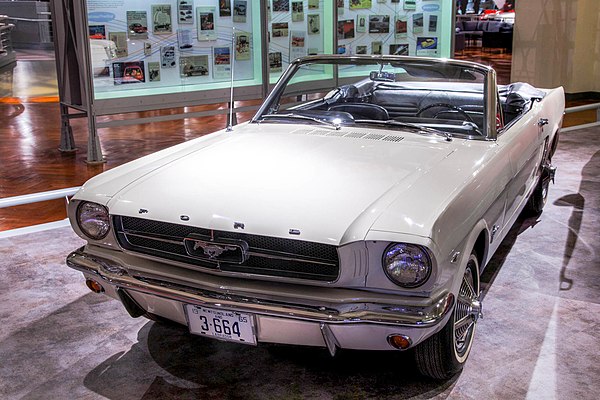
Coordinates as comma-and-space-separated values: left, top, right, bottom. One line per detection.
0, 126, 598, 399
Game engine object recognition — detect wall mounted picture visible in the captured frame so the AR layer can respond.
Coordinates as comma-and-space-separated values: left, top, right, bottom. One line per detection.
291, 2, 304, 22
308, 0, 319, 9
369, 15, 390, 34
413, 13, 423, 34
178, 29, 193, 50
429, 15, 438, 32
180, 55, 209, 77
178, 0, 193, 24
291, 30, 305, 47
337, 19, 355, 40
89, 25, 106, 39
272, 22, 289, 37
394, 16, 407, 38
307, 47, 319, 55
269, 52, 282, 73
219, 0, 232, 17
307, 14, 320, 35
113, 61, 145, 85
152, 4, 172, 34
235, 32, 251, 60
404, 0, 416, 10
416, 36, 438, 56
148, 62, 160, 82
356, 45, 367, 54
108, 32, 127, 57
349, 0, 372, 9
127, 11, 148, 39
378, 0, 387, 3
337, 44, 346, 54
273, 0, 290, 12
197, 7, 217, 41
389, 43, 409, 55
233, 0, 247, 23
356, 15, 367, 33
213, 46, 232, 79
337, 0, 344, 15
372, 41, 382, 54
144, 42, 152, 56
160, 45, 176, 68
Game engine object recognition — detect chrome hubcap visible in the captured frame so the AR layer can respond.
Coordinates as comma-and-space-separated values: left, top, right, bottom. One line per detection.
454, 263, 481, 357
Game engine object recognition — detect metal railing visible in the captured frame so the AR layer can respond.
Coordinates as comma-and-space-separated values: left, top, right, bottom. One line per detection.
562, 102, 600, 132
0, 187, 80, 209
0, 15, 15, 55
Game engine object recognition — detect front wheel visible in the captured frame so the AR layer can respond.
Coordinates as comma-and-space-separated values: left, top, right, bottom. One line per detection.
415, 252, 482, 379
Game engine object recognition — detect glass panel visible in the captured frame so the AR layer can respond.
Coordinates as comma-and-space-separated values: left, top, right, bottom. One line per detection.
87, 0, 263, 100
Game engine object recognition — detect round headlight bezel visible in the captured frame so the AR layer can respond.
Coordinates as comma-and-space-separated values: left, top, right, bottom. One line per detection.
76, 201, 110, 240
382, 243, 432, 288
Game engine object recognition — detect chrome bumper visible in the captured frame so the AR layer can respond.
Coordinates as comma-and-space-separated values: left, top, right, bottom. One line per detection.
66, 247, 454, 342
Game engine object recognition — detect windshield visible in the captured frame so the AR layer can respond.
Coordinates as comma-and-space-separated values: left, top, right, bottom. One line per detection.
253, 56, 491, 138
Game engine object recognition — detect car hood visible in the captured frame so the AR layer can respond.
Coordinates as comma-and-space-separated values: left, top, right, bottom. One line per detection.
98, 124, 456, 245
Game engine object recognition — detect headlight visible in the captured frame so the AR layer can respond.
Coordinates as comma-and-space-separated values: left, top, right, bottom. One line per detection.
383, 243, 432, 288
76, 202, 110, 240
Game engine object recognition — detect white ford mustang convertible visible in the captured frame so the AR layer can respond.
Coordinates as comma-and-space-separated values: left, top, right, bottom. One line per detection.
67, 56, 564, 379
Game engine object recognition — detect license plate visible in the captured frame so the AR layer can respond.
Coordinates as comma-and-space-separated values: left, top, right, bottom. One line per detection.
185, 305, 256, 345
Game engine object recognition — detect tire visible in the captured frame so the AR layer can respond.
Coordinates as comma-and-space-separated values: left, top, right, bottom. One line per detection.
415, 252, 481, 380
523, 163, 554, 217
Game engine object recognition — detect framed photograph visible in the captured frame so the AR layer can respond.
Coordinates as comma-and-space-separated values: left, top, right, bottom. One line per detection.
349, 0, 372, 10
160, 46, 176, 68
113, 61, 145, 85
413, 13, 423, 34
429, 15, 438, 32
127, 11, 148, 39
233, 0, 247, 23
371, 41, 382, 55
337, 0, 344, 15
292, 1, 304, 22
197, 7, 217, 41
369, 15, 389, 34
308, 0, 319, 9
235, 32, 251, 60
269, 52, 283, 73
404, 0, 417, 10
219, 0, 232, 17
291, 30, 305, 47
307, 14, 320, 35
272, 22, 289, 38
178, 29, 193, 50
389, 43, 409, 55
89, 25, 106, 39
108, 32, 127, 57
148, 62, 160, 82
180, 55, 210, 77
394, 16, 407, 38
144, 42, 152, 56
356, 15, 367, 33
356, 45, 367, 54
337, 19, 355, 40
337, 44, 346, 54
416, 36, 438, 56
273, 0, 290, 12
213, 46, 232, 79
152, 4, 172, 34
178, 0, 194, 24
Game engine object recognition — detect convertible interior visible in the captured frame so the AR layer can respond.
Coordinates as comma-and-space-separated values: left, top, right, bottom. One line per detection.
288, 79, 546, 137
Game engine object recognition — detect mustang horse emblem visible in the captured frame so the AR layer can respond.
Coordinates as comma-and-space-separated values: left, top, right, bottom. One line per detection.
192, 241, 238, 260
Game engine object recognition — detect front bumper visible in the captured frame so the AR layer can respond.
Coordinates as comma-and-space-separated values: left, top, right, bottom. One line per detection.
66, 246, 454, 352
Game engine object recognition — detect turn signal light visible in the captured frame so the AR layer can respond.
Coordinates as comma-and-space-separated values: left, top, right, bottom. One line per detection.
387, 334, 412, 350
86, 279, 104, 293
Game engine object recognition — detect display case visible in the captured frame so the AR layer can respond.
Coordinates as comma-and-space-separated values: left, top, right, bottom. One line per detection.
87, 0, 264, 113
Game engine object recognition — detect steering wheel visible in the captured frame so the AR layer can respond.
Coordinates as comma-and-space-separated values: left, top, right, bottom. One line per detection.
416, 103, 474, 123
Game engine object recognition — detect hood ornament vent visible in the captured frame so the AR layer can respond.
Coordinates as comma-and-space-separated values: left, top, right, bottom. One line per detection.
291, 127, 403, 143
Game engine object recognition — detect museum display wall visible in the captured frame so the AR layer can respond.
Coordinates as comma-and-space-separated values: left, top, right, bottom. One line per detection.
85, 0, 453, 101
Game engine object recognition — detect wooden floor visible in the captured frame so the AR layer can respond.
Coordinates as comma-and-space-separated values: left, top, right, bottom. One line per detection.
0, 46, 597, 231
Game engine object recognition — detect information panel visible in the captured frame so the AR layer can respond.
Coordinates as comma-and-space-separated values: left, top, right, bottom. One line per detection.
87, 0, 263, 100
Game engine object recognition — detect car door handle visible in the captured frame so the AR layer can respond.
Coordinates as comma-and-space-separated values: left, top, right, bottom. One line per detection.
538, 118, 549, 127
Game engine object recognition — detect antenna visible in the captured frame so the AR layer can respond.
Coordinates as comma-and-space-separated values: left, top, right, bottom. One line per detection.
226, 27, 236, 132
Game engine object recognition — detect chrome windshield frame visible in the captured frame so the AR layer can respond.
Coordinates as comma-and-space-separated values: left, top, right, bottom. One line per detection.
251, 55, 498, 141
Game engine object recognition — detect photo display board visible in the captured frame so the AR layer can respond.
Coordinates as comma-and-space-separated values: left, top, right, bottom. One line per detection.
268, 0, 334, 83
336, 0, 451, 60
87, 0, 262, 100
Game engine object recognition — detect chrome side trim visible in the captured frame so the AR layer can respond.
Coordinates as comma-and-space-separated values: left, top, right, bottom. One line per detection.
66, 248, 454, 328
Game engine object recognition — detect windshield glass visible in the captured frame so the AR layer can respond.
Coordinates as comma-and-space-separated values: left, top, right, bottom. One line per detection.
254, 57, 489, 138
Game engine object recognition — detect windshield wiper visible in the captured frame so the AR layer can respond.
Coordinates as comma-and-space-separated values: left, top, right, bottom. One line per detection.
354, 119, 453, 142
258, 113, 341, 130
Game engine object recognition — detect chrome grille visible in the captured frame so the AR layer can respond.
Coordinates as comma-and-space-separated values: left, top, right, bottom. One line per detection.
113, 216, 340, 282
